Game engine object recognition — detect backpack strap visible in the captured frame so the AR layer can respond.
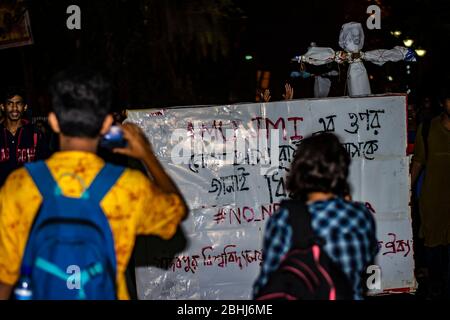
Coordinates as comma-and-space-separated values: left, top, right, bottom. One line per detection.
25, 161, 58, 197
86, 163, 125, 203
281, 200, 316, 248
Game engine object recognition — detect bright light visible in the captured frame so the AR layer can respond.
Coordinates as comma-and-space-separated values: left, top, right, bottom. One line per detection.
415, 49, 426, 57
387, 76, 394, 81
245, 55, 253, 61
403, 39, 414, 47
391, 30, 402, 37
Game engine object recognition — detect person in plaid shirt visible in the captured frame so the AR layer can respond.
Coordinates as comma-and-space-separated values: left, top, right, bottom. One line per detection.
253, 133, 378, 300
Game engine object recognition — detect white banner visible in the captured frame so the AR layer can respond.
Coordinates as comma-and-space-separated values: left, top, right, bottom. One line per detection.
128, 94, 415, 299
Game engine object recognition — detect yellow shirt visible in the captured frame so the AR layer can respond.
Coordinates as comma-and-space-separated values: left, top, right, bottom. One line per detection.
0, 151, 186, 300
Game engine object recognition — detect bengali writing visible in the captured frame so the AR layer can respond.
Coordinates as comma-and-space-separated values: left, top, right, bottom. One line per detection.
181, 109, 387, 205
183, 108, 387, 175
183, 109, 385, 145
183, 112, 385, 142
151, 232, 410, 277
378, 233, 412, 257
154, 244, 263, 274
168, 106, 389, 227
188, 144, 297, 174
208, 167, 250, 199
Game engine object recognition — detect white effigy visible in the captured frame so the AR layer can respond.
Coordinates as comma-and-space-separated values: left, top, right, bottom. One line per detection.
129, 94, 415, 299
296, 22, 416, 97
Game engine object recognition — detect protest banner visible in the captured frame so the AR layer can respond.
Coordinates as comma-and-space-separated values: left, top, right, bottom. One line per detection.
128, 94, 414, 299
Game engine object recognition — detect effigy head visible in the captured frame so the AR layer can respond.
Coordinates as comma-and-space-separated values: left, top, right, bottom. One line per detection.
339, 22, 365, 53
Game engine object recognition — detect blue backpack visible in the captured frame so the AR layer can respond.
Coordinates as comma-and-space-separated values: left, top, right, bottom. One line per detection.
18, 161, 125, 300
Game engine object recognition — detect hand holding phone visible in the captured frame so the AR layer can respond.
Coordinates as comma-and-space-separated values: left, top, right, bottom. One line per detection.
111, 123, 154, 161
100, 125, 128, 149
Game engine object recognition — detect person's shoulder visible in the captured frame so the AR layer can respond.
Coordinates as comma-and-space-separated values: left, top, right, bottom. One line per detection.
21, 119, 34, 128
118, 166, 151, 187
340, 198, 371, 214
427, 115, 446, 136
343, 198, 364, 209
22, 121, 40, 134
345, 200, 376, 226
1, 167, 36, 194
5, 167, 33, 182
430, 115, 442, 127
431, 114, 441, 121
269, 203, 291, 225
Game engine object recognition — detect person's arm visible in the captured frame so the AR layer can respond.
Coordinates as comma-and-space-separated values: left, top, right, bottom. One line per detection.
0, 282, 12, 300
113, 123, 188, 213
0, 173, 26, 300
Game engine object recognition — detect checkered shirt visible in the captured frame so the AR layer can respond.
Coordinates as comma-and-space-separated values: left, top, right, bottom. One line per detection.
253, 198, 378, 300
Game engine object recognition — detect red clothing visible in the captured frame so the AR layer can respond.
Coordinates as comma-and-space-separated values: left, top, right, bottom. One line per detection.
0, 120, 49, 186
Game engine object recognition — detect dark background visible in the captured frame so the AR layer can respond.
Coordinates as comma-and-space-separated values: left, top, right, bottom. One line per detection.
1, 0, 449, 115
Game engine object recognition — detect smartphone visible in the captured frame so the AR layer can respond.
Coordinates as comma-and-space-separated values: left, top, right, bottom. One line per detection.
100, 125, 128, 149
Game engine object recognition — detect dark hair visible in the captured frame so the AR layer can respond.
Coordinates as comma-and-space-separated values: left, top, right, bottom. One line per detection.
49, 67, 112, 138
3, 86, 27, 103
286, 133, 351, 201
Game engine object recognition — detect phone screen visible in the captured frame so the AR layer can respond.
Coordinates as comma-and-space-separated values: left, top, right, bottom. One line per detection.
100, 126, 127, 149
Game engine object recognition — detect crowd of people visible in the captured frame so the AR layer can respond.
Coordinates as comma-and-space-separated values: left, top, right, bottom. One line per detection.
0, 67, 448, 300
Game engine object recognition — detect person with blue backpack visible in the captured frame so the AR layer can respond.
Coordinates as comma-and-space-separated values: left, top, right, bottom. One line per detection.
0, 67, 188, 300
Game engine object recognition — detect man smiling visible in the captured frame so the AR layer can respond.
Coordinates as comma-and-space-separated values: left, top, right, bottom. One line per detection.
0, 88, 49, 186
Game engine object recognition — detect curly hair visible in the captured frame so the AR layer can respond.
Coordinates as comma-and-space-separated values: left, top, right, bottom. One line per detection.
286, 133, 351, 201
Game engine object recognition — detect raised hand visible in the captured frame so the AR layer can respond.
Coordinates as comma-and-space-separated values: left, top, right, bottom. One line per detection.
261, 89, 271, 102
282, 83, 294, 100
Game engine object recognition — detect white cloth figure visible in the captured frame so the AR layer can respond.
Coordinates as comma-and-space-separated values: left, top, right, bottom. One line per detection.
299, 22, 416, 97
339, 22, 371, 96
305, 42, 339, 98
314, 76, 332, 98
314, 70, 339, 98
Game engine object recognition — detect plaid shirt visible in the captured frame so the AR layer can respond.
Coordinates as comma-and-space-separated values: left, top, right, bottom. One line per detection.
253, 198, 378, 300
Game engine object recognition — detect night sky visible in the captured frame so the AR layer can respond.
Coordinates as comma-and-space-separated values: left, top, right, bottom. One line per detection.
0, 0, 449, 114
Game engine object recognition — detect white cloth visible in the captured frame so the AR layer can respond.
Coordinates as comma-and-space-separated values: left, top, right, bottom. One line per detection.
299, 22, 414, 96
314, 76, 332, 98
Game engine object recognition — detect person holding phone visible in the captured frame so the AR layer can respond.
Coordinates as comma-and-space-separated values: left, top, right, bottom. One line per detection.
0, 68, 188, 300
